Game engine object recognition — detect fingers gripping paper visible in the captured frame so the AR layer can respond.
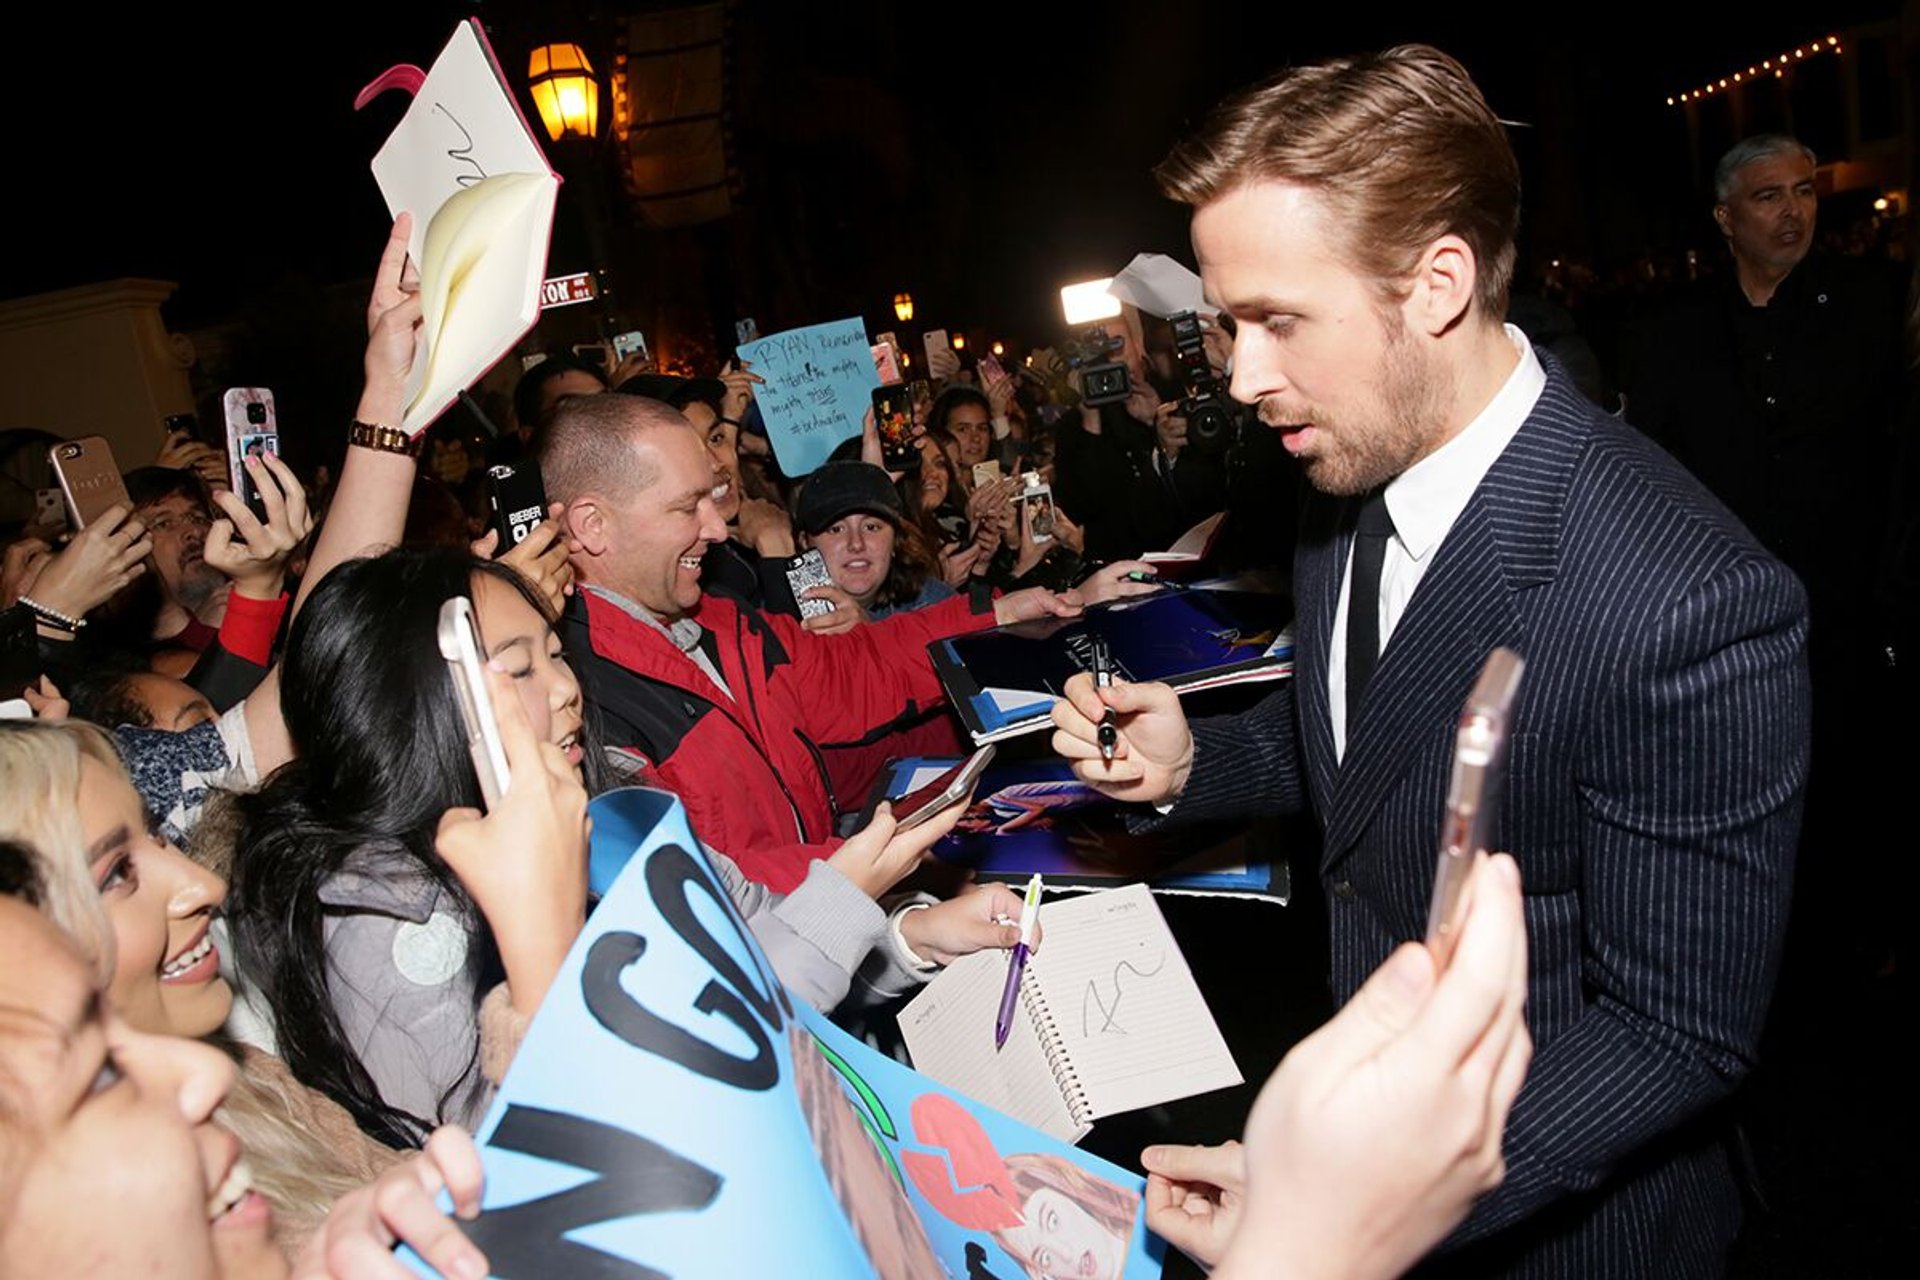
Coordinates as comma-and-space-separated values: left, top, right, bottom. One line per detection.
402, 788, 1164, 1278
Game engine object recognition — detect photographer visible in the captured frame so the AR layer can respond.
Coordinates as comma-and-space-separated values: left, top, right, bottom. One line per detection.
1050, 305, 1223, 561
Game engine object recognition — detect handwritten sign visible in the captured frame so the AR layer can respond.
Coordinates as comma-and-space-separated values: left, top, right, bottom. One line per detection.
406, 788, 1162, 1278
737, 317, 879, 477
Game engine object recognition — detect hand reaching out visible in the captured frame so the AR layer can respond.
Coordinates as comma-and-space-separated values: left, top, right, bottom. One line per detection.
293, 1125, 488, 1280
1049, 672, 1195, 805
896, 881, 1037, 967
1141, 1140, 1247, 1269
828, 800, 967, 899
12, 505, 151, 619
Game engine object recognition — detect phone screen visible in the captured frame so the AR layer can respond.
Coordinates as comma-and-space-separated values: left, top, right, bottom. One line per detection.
889, 746, 997, 831
871, 385, 918, 470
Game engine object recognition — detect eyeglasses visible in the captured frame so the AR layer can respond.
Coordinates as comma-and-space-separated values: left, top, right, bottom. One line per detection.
146, 510, 212, 537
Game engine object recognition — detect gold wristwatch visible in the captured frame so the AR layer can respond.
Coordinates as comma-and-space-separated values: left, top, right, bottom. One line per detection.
347, 419, 422, 456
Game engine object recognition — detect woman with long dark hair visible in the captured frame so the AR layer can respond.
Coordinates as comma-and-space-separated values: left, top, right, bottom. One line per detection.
226, 548, 589, 1148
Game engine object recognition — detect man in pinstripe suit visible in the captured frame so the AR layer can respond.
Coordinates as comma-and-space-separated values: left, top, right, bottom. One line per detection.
1053, 46, 1808, 1277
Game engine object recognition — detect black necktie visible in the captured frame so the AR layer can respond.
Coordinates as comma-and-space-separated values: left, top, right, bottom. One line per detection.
1345, 489, 1395, 722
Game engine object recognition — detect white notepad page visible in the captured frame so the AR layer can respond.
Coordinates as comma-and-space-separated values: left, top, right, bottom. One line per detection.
1024, 883, 1242, 1117
899, 883, 1239, 1142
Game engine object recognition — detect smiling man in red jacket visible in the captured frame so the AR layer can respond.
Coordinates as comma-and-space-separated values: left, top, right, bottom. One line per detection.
541, 392, 1083, 890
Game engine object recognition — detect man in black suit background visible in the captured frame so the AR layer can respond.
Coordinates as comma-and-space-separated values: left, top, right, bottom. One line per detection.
1053, 46, 1809, 1277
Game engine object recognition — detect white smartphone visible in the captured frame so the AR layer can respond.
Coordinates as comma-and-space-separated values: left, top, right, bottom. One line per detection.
890, 745, 997, 832
1019, 473, 1056, 544
437, 596, 511, 809
1425, 647, 1524, 968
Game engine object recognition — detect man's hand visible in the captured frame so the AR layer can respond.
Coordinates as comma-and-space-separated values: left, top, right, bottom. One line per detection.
1213, 853, 1531, 1280
1049, 671, 1194, 804
15, 505, 152, 619
435, 664, 590, 1017
204, 454, 313, 600
801, 584, 868, 635
156, 430, 232, 492
473, 504, 576, 615
293, 1125, 488, 1280
992, 585, 1082, 627
1076, 559, 1160, 606
1155, 401, 1190, 462
828, 800, 967, 899
898, 882, 1038, 966
1141, 1141, 1247, 1269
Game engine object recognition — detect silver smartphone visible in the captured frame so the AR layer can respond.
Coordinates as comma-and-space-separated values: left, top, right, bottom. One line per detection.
1425, 647, 1525, 968
891, 745, 997, 832
437, 596, 512, 809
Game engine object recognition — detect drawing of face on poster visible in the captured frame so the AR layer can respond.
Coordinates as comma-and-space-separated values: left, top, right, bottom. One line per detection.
790, 1025, 941, 1280
996, 1156, 1137, 1280
901, 1093, 1140, 1280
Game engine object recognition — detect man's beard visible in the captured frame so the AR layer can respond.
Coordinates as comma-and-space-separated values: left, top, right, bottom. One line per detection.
174, 559, 226, 613
1260, 314, 1452, 497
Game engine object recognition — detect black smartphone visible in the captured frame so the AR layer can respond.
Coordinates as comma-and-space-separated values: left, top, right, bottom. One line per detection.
871, 385, 919, 471
485, 461, 549, 551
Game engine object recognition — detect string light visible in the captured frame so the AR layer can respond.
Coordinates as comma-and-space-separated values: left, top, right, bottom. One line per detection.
1668, 33, 1840, 104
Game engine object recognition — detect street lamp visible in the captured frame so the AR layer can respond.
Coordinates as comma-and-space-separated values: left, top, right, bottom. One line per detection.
528, 43, 600, 142
893, 293, 915, 324
952, 333, 966, 351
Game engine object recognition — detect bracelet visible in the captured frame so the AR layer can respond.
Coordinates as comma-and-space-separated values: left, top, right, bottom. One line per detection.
347, 419, 423, 457
18, 596, 83, 631
889, 902, 939, 970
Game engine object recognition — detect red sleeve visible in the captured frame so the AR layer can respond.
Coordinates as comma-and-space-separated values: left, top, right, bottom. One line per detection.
217, 591, 290, 666
765, 594, 996, 746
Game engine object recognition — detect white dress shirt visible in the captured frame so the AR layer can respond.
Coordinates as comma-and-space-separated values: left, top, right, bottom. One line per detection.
1329, 326, 1545, 760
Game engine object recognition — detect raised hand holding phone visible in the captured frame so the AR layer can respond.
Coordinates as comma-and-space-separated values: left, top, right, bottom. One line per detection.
433, 659, 590, 1019
204, 452, 313, 601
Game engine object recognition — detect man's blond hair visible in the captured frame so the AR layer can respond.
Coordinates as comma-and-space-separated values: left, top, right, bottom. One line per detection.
1154, 44, 1520, 319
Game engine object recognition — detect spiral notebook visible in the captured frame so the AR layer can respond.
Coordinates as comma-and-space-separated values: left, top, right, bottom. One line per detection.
898, 883, 1242, 1143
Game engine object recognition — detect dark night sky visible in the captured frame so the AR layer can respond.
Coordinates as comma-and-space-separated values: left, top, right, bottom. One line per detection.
2, 2, 1900, 342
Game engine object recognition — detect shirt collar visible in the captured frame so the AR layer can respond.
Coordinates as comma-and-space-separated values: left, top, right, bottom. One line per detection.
583, 584, 705, 654
1383, 324, 1545, 563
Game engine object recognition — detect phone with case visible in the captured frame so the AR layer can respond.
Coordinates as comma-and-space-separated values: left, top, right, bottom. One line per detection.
888, 745, 997, 832
784, 549, 837, 620
222, 388, 279, 520
437, 596, 512, 810
48, 437, 132, 530
1425, 647, 1524, 969
485, 461, 549, 550
923, 329, 950, 368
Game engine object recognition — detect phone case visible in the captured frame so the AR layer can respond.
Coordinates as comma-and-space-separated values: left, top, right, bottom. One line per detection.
784, 550, 837, 620
48, 437, 131, 530
486, 462, 549, 549
437, 596, 512, 809
222, 388, 279, 515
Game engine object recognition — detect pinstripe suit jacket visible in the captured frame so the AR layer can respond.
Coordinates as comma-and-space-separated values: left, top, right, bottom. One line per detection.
1166, 363, 1809, 1277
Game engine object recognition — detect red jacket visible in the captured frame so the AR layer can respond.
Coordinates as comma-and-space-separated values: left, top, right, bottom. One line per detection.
564, 587, 995, 890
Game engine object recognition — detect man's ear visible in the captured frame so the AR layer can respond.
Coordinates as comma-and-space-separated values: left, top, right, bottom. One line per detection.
1405, 234, 1478, 337
566, 496, 609, 557
1712, 203, 1733, 239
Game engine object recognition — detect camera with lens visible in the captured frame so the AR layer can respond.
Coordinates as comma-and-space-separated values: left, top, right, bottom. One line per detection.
1170, 310, 1236, 456
1059, 325, 1132, 408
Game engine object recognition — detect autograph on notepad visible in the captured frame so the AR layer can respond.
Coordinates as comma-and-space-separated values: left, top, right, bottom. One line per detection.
1080, 952, 1167, 1037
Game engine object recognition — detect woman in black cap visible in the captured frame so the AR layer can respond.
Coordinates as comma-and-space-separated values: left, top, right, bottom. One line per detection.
791, 461, 956, 630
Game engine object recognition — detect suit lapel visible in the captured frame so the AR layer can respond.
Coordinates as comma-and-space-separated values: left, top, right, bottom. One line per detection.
1293, 495, 1346, 818
1313, 366, 1589, 873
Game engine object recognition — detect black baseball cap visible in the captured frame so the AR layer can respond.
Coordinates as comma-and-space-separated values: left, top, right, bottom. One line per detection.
794, 461, 905, 534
